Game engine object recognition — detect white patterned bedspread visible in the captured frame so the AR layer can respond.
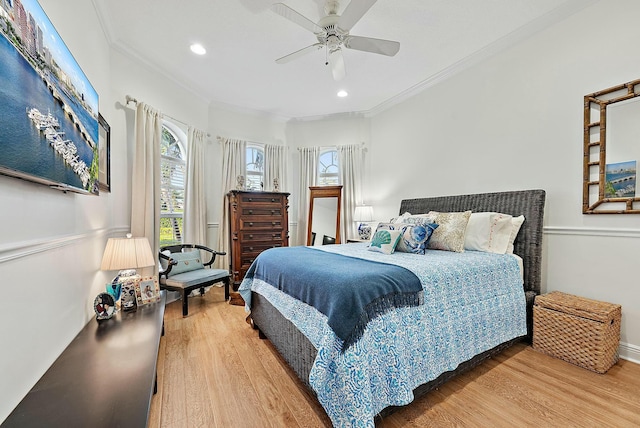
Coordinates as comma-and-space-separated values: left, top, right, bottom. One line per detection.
239, 243, 527, 427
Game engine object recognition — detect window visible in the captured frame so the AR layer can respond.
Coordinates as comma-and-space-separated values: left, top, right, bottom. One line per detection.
318, 150, 339, 185
159, 125, 186, 247
246, 145, 264, 191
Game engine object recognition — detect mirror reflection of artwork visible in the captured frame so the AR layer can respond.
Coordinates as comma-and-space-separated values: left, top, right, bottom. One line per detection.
605, 161, 636, 198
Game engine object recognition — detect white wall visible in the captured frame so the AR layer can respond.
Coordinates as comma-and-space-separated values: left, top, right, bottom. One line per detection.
367, 0, 640, 360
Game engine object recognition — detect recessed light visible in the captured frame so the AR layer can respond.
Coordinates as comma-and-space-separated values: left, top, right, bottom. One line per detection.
337, 90, 348, 98
190, 43, 206, 55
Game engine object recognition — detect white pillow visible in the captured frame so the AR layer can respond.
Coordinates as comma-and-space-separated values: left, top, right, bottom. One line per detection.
464, 212, 513, 254
506, 215, 525, 254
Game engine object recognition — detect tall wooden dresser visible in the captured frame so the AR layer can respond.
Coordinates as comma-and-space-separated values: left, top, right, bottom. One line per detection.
227, 190, 290, 289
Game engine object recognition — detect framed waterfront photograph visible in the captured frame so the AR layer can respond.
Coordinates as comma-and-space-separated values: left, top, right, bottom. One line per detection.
98, 113, 110, 192
0, 0, 99, 194
605, 160, 636, 198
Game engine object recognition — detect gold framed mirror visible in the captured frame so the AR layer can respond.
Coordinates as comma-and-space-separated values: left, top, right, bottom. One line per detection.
307, 185, 342, 245
583, 78, 640, 214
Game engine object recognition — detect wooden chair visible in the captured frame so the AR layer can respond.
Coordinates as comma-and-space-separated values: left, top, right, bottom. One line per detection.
159, 244, 230, 316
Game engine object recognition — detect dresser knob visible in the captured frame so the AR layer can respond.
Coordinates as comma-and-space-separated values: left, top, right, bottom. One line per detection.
249, 222, 253, 227
249, 210, 253, 214
248, 198, 253, 202
271, 210, 275, 215
272, 221, 276, 226
271, 198, 275, 202
249, 234, 253, 239
249, 247, 254, 251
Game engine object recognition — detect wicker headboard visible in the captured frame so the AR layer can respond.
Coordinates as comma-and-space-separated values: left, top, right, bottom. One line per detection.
399, 189, 546, 336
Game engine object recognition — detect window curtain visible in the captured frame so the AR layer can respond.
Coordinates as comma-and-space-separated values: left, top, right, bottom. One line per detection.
216, 138, 246, 269
338, 144, 365, 241
297, 147, 319, 246
183, 127, 207, 247
131, 102, 162, 275
264, 144, 288, 192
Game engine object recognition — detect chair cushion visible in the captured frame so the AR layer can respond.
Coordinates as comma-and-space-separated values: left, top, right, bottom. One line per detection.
166, 251, 204, 277
161, 268, 229, 289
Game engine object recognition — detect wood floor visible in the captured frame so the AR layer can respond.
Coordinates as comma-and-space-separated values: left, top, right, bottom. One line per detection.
149, 287, 640, 427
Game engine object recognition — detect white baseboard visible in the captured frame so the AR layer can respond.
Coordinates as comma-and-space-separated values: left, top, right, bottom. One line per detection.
619, 342, 640, 364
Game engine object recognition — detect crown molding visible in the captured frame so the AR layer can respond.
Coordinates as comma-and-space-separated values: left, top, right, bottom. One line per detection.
366, 0, 599, 118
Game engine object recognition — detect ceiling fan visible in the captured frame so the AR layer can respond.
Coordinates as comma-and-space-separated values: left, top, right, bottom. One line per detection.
270, 0, 400, 81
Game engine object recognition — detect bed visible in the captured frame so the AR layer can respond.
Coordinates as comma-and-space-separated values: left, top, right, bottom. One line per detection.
239, 189, 546, 427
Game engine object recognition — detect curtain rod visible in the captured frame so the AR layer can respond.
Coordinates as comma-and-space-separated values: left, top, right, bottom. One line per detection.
296, 142, 367, 151
124, 95, 210, 137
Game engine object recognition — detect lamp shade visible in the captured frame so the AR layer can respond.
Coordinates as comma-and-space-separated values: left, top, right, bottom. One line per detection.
353, 205, 374, 222
100, 235, 155, 271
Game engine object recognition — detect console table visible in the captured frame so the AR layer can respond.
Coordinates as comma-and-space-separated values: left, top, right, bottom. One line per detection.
1, 292, 166, 427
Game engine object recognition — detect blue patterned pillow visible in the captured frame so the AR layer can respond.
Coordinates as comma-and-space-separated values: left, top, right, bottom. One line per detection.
375, 222, 438, 255
396, 222, 438, 254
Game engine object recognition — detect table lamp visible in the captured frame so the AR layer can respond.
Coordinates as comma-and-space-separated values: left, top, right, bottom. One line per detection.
100, 234, 155, 311
354, 205, 374, 240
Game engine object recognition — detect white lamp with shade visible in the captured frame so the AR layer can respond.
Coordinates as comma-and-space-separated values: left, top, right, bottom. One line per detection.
353, 205, 374, 240
100, 234, 156, 312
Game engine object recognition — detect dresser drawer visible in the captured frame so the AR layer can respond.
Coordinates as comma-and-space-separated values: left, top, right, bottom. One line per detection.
240, 243, 283, 268
240, 206, 284, 217
239, 230, 286, 243
239, 218, 285, 230
239, 193, 285, 204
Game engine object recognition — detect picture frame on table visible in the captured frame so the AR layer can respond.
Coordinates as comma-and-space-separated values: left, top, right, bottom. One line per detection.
98, 113, 111, 193
136, 277, 161, 305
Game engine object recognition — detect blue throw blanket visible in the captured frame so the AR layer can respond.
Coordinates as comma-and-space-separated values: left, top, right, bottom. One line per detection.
243, 246, 423, 351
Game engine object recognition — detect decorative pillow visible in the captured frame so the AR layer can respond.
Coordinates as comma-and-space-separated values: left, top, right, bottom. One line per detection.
506, 215, 525, 254
390, 212, 411, 224
385, 218, 439, 254
367, 229, 402, 255
464, 212, 513, 254
424, 210, 472, 252
167, 251, 204, 277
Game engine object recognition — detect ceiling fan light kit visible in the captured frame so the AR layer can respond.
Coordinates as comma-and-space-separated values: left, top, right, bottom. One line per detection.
271, 0, 400, 81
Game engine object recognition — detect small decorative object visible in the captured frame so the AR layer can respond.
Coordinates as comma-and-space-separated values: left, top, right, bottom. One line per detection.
120, 275, 140, 311
354, 205, 375, 240
358, 223, 372, 240
236, 175, 245, 190
273, 177, 279, 192
106, 282, 122, 309
136, 277, 160, 306
94, 292, 116, 321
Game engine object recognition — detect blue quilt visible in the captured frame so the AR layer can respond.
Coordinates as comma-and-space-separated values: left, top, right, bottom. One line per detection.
241, 246, 423, 351
239, 244, 527, 427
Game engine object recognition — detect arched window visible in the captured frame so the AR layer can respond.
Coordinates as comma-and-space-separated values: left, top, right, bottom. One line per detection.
159, 124, 186, 246
246, 145, 264, 191
318, 149, 339, 185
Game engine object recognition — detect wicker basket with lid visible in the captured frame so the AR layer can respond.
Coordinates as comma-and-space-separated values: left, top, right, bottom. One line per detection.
532, 291, 621, 373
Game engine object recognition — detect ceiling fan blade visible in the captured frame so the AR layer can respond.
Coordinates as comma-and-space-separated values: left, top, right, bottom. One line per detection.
275, 43, 324, 64
344, 35, 400, 56
329, 48, 346, 81
337, 0, 377, 32
271, 3, 323, 34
